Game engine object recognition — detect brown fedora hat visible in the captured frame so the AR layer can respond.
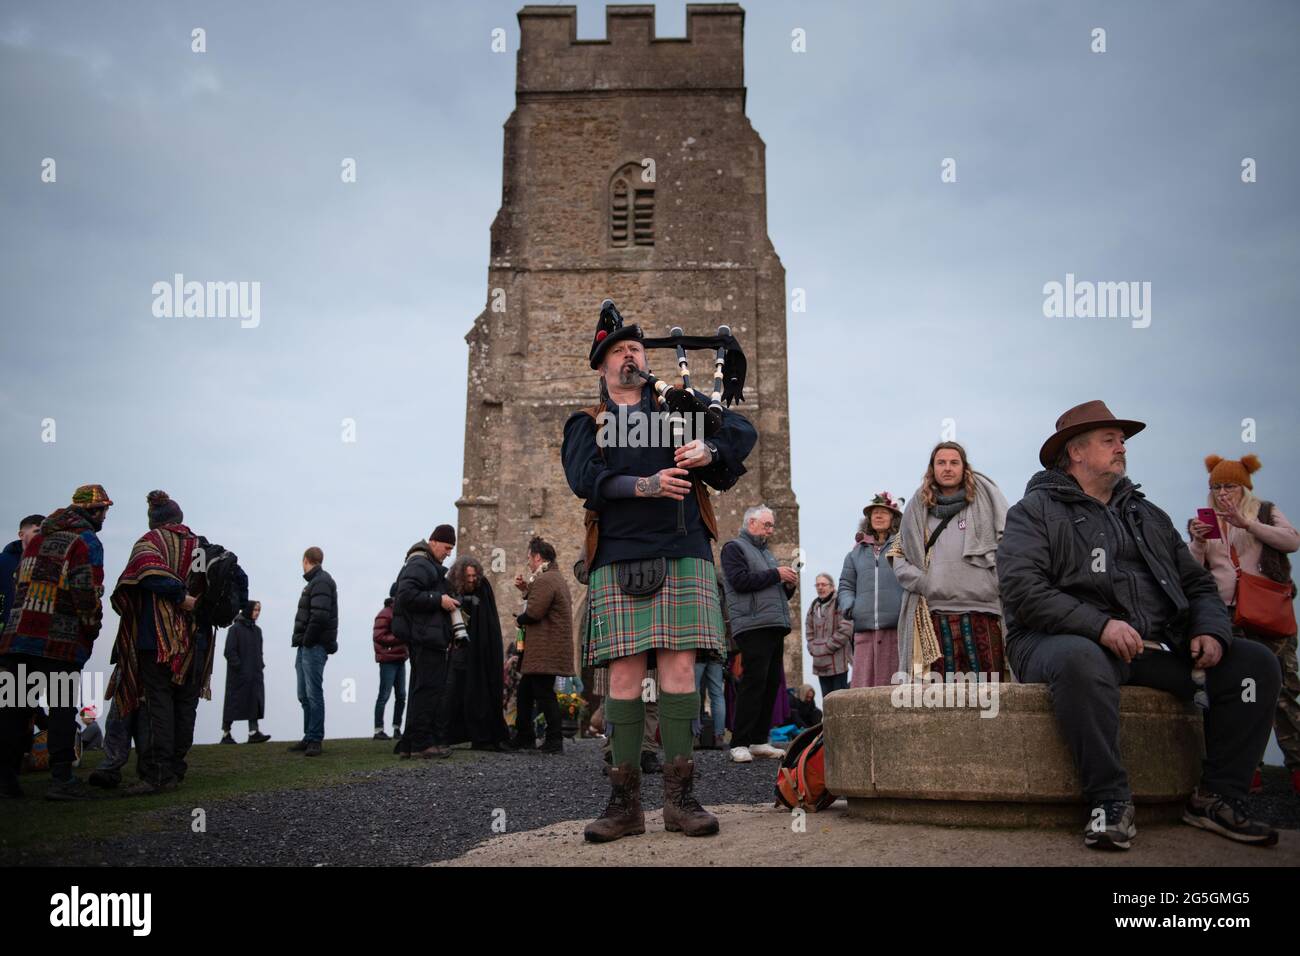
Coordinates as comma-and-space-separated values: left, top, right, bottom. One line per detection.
1039, 400, 1145, 468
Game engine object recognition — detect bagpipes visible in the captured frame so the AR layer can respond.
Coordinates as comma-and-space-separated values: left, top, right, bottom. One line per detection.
599, 298, 747, 441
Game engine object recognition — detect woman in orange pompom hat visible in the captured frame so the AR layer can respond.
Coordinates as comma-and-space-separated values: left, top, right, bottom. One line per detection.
1189, 454, 1300, 795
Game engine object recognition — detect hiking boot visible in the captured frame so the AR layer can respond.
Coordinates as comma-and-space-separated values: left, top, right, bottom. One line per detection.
220, 733, 237, 745
504, 734, 534, 752
584, 763, 645, 843
538, 738, 563, 755
46, 776, 96, 801
88, 769, 121, 789
304, 741, 323, 757
287, 739, 309, 752
1083, 799, 1136, 851
373, 730, 390, 741
247, 732, 271, 744
1183, 787, 1278, 847
640, 750, 662, 775
122, 778, 179, 798
661, 755, 719, 837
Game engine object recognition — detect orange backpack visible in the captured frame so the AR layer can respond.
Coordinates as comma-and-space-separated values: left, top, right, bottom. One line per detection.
773, 724, 836, 812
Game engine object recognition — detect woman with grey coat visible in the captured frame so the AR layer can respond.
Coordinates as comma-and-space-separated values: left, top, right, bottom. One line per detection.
838, 492, 905, 687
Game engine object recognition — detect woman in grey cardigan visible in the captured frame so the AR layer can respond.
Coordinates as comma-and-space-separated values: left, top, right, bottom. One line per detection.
838, 493, 905, 687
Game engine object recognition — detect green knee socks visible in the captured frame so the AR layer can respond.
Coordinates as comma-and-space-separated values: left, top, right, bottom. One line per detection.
658, 691, 698, 763
605, 696, 645, 768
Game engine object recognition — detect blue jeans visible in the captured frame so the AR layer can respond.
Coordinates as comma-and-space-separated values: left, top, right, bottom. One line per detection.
693, 660, 726, 737
375, 660, 407, 731
295, 644, 328, 743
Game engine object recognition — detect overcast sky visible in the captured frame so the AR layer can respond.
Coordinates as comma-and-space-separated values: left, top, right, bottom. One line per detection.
2, 1, 1296, 759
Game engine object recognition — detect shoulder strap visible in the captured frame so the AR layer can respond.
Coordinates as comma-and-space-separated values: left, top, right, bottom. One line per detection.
926, 513, 957, 555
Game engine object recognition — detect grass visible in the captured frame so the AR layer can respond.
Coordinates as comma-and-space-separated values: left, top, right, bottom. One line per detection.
0, 736, 450, 859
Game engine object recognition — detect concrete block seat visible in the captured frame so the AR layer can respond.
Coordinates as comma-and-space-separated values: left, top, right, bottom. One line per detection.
821, 683, 1205, 827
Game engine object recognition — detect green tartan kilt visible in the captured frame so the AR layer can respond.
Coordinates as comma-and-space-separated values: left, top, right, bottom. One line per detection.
585, 556, 725, 666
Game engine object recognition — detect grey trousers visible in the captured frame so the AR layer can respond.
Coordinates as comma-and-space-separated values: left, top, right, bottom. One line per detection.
1009, 632, 1281, 802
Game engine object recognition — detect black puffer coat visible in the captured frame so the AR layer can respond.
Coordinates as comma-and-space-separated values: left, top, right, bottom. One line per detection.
292, 565, 339, 652
998, 469, 1231, 651
392, 545, 450, 649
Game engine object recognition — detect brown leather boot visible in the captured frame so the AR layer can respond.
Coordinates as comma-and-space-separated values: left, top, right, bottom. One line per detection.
583, 763, 645, 843
662, 755, 719, 836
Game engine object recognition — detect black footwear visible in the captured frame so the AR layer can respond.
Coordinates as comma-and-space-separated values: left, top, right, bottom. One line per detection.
220, 734, 237, 745
471, 741, 510, 752
1, 769, 23, 798
45, 776, 96, 802
247, 732, 271, 744
122, 779, 179, 798
640, 750, 663, 775
88, 769, 121, 789
304, 741, 323, 757
373, 730, 390, 741
538, 738, 563, 755
287, 739, 309, 753
1183, 787, 1279, 846
1083, 799, 1136, 850
504, 734, 535, 752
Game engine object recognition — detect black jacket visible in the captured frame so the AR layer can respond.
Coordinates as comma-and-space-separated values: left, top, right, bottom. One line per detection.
998, 470, 1231, 651
292, 566, 339, 652
222, 615, 265, 723
392, 546, 450, 649
561, 384, 757, 570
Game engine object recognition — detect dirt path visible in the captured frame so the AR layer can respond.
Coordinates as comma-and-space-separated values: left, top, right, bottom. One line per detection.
438, 801, 1300, 867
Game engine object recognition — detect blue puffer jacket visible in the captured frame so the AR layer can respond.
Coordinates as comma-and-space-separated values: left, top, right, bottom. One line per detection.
837, 533, 903, 632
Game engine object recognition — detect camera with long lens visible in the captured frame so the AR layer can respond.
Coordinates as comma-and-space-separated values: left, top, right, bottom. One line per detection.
450, 606, 471, 644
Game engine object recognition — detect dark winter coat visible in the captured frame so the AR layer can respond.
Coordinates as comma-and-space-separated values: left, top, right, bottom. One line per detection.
292, 565, 338, 652
222, 615, 266, 723
998, 470, 1232, 652
373, 600, 407, 663
0, 539, 22, 635
392, 546, 450, 649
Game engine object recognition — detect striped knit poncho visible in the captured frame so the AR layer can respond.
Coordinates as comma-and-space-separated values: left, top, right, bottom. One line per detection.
106, 524, 199, 715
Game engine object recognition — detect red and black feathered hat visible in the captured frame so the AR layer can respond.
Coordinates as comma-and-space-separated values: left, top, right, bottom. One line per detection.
589, 298, 645, 370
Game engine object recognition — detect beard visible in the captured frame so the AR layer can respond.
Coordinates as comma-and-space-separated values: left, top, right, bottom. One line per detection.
616, 361, 640, 388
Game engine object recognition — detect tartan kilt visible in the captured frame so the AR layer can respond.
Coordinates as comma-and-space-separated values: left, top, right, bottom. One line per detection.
585, 556, 724, 666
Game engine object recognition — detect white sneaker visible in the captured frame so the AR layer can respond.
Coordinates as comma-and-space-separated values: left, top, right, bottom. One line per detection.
750, 743, 786, 759
729, 746, 753, 763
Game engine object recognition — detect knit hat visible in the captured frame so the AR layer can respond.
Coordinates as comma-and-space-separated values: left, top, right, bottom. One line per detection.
863, 491, 904, 517
1205, 454, 1261, 489
588, 298, 644, 370
430, 524, 456, 546
71, 484, 113, 508
146, 490, 183, 528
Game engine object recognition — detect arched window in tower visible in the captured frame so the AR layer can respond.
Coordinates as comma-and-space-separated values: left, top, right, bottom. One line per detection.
610, 163, 654, 247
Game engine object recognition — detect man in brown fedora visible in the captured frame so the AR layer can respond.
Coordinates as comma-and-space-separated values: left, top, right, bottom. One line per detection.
998, 400, 1282, 850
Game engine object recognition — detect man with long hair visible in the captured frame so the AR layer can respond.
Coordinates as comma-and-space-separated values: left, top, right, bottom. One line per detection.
889, 442, 1009, 679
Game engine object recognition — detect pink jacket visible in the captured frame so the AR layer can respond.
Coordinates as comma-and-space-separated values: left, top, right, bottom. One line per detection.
1189, 503, 1299, 606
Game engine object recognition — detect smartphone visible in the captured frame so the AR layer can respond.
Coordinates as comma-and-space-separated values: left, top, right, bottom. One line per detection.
1196, 508, 1221, 539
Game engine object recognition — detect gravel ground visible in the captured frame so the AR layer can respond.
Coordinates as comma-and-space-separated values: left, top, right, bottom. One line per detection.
20, 739, 777, 867
12, 745, 1298, 866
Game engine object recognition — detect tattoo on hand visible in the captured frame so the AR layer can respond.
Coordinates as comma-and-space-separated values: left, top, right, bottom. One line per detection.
644, 475, 662, 496
636, 477, 651, 496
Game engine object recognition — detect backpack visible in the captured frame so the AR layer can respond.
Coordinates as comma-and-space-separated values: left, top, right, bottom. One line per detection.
195, 540, 248, 629
773, 724, 836, 813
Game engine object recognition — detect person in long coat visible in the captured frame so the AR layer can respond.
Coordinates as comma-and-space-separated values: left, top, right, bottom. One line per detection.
506, 537, 575, 754
445, 556, 510, 750
221, 601, 269, 743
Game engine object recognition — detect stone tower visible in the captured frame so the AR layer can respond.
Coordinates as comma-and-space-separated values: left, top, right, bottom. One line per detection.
457, 3, 802, 680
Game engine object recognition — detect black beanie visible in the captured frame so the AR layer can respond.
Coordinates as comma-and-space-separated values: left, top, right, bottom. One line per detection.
146, 490, 183, 529
430, 524, 456, 545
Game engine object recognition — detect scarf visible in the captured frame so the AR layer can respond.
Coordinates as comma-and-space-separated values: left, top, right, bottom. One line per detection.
889, 472, 1008, 676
